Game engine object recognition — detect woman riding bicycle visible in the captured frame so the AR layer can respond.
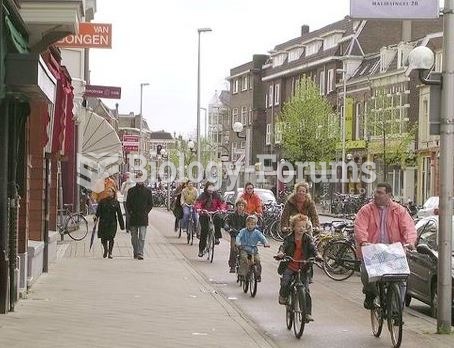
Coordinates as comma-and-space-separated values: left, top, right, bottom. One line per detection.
180, 180, 198, 233
194, 182, 226, 257
275, 214, 322, 322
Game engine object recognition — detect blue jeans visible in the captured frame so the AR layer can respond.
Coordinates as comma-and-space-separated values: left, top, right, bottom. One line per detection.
130, 226, 147, 257
182, 205, 197, 230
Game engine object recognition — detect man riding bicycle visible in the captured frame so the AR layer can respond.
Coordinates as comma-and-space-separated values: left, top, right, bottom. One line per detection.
354, 183, 416, 310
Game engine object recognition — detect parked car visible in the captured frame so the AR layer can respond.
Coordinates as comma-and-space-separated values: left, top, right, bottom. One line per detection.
416, 196, 439, 218
405, 215, 454, 317
223, 188, 277, 208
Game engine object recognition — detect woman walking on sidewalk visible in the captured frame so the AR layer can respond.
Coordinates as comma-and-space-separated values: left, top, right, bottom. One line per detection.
95, 187, 125, 259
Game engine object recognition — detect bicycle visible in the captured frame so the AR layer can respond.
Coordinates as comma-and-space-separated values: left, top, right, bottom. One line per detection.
370, 274, 408, 348
237, 244, 268, 298
275, 256, 319, 339
181, 205, 196, 245
57, 204, 89, 241
200, 210, 222, 263
322, 228, 360, 281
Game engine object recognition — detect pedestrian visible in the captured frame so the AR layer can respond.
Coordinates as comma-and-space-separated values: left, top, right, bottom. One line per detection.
126, 172, 154, 260
95, 187, 124, 259
120, 172, 135, 233
171, 178, 187, 231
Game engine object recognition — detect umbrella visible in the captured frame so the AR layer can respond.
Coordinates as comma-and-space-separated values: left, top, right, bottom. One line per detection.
89, 220, 98, 251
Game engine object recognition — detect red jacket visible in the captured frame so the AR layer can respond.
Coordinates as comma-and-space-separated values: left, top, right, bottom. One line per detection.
240, 193, 263, 215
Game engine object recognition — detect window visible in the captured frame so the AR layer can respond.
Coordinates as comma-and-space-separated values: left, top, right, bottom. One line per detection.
319, 71, 325, 95
327, 69, 334, 93
275, 123, 282, 144
241, 106, 247, 124
274, 83, 280, 106
265, 92, 268, 109
232, 107, 239, 123
272, 53, 287, 67
241, 75, 248, 91
435, 51, 442, 72
323, 34, 342, 50
288, 47, 304, 62
240, 141, 246, 149
305, 41, 322, 56
266, 124, 272, 145
355, 103, 362, 140
268, 85, 274, 107
248, 107, 253, 125
233, 79, 239, 94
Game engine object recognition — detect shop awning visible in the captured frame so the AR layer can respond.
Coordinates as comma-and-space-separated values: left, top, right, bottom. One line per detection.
81, 111, 123, 167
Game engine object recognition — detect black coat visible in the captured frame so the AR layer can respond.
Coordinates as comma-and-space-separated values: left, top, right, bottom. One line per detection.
96, 198, 124, 240
224, 211, 247, 237
126, 184, 153, 226
277, 233, 317, 275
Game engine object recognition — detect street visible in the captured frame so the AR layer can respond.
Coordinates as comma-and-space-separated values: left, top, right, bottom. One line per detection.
155, 209, 452, 347
0, 209, 452, 348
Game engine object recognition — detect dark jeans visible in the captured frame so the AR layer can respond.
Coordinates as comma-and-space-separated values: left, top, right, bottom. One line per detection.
199, 214, 223, 253
123, 202, 130, 231
228, 237, 238, 268
279, 268, 312, 314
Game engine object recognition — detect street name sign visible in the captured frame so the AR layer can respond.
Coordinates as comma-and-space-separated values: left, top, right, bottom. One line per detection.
350, 0, 439, 19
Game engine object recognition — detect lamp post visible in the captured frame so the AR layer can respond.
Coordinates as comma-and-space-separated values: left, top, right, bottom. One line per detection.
337, 69, 347, 193
196, 28, 212, 186
200, 107, 207, 138
139, 82, 150, 158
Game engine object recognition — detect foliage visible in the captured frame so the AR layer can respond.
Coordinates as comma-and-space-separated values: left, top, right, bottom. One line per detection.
279, 77, 340, 163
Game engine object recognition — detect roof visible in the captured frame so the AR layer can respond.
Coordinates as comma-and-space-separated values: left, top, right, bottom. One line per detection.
150, 131, 173, 140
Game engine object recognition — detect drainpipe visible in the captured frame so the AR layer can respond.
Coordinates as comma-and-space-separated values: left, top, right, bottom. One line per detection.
0, 100, 10, 314
43, 153, 50, 273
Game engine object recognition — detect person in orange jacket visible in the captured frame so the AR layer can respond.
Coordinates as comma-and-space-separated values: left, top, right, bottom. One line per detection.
240, 182, 263, 216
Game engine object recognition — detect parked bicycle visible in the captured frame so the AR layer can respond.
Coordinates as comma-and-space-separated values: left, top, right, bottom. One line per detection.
370, 274, 408, 348
57, 204, 89, 241
274, 256, 320, 339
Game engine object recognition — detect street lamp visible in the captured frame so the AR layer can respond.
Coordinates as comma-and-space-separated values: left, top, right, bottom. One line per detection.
337, 69, 347, 193
139, 82, 150, 157
408, 38, 452, 332
196, 27, 212, 187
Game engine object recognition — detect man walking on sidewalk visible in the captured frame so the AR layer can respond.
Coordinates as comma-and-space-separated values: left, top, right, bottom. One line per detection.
126, 172, 153, 260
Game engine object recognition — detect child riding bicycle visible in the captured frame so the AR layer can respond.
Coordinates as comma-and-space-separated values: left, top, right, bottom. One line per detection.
224, 199, 247, 273
235, 215, 270, 282
275, 214, 323, 322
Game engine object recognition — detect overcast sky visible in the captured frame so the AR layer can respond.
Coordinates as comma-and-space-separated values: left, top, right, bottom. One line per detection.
89, 0, 351, 137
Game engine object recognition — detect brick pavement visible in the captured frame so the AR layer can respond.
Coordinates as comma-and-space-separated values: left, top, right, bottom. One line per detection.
0, 218, 276, 348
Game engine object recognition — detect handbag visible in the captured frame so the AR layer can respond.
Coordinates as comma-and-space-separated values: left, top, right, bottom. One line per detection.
362, 242, 410, 282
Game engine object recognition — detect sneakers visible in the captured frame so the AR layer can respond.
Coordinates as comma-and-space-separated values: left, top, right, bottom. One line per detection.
198, 252, 204, 257
305, 314, 314, 322
229, 267, 236, 273
133, 255, 138, 259
364, 294, 376, 310
137, 255, 144, 260
256, 276, 261, 282
279, 296, 288, 305
215, 238, 220, 245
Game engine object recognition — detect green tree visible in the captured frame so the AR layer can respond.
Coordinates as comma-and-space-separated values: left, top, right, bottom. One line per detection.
279, 77, 340, 163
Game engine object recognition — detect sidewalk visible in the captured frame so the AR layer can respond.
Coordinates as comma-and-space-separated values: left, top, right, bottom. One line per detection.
0, 217, 276, 348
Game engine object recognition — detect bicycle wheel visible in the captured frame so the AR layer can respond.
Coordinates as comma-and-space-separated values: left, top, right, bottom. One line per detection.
249, 266, 258, 298
66, 214, 88, 241
322, 241, 356, 281
243, 272, 249, 293
186, 220, 193, 245
387, 283, 403, 348
371, 286, 384, 337
293, 287, 306, 339
209, 232, 215, 263
286, 293, 293, 330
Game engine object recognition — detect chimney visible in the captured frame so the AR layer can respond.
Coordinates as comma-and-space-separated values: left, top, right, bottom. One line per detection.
301, 25, 310, 36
